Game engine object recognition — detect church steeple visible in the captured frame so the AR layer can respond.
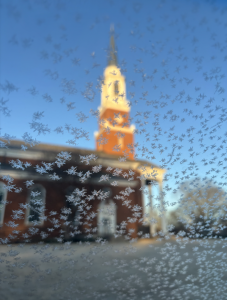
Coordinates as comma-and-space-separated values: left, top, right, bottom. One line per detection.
94, 27, 135, 160
108, 25, 118, 67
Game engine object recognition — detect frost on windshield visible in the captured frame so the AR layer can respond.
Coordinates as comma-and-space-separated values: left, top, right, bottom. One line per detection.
1, 0, 227, 299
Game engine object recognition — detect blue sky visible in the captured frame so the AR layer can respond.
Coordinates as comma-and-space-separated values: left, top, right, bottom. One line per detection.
1, 0, 227, 211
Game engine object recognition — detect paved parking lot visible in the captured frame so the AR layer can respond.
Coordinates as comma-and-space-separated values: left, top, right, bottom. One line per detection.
1, 238, 227, 300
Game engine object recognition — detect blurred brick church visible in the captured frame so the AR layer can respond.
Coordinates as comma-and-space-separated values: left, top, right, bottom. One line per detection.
0, 29, 165, 244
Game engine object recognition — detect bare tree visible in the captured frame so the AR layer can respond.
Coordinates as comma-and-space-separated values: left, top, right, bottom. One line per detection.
168, 178, 227, 237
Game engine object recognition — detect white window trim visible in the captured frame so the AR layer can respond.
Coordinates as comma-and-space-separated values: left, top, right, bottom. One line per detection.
25, 184, 46, 226
0, 182, 7, 227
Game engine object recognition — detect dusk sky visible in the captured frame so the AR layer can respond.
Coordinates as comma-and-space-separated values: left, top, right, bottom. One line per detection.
1, 0, 227, 210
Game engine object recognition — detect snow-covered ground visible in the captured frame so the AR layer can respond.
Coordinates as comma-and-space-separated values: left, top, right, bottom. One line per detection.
1, 238, 227, 300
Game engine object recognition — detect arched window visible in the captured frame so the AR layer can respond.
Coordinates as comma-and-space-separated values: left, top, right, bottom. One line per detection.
0, 182, 7, 226
114, 81, 119, 95
26, 185, 45, 225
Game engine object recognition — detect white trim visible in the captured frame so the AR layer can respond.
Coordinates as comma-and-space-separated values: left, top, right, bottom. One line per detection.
0, 170, 54, 181
0, 170, 138, 187
0, 149, 47, 160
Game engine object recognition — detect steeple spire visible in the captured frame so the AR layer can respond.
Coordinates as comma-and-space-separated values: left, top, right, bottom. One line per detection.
108, 24, 118, 66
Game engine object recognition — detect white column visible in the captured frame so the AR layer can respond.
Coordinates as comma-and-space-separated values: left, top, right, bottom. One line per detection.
159, 180, 167, 234
148, 182, 156, 237
141, 179, 146, 217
